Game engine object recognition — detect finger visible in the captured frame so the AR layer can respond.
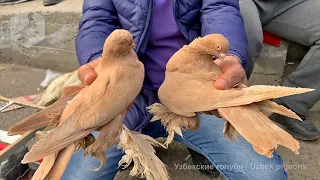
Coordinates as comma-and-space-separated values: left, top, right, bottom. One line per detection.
78, 65, 94, 85
223, 63, 248, 86
242, 75, 248, 86
214, 63, 245, 90
78, 60, 100, 85
84, 72, 97, 85
214, 56, 240, 72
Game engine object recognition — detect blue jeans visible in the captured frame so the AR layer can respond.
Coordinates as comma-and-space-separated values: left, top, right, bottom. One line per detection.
61, 88, 288, 179
61, 119, 288, 180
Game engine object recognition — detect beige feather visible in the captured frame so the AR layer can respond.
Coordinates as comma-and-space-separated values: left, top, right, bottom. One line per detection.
8, 85, 84, 136
31, 134, 94, 180
43, 143, 77, 180
118, 126, 169, 180
217, 105, 300, 157
36, 71, 81, 107
31, 153, 58, 180
61, 70, 81, 89
148, 33, 311, 157
36, 72, 72, 106
9, 30, 146, 180
35, 131, 48, 139
223, 121, 238, 140
256, 100, 302, 120
84, 112, 125, 171
37, 70, 81, 106
158, 73, 313, 114
147, 103, 199, 146
21, 118, 95, 163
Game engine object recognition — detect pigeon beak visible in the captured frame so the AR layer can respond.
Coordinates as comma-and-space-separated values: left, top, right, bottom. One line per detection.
219, 53, 226, 60
131, 43, 136, 49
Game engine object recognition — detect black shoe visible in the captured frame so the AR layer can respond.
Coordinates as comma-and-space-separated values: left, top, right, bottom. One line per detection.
43, 0, 62, 6
269, 113, 320, 141
188, 148, 220, 178
0, 146, 30, 179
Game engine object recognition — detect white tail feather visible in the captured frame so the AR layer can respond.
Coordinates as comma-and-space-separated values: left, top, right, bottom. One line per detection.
118, 127, 169, 180
147, 103, 199, 146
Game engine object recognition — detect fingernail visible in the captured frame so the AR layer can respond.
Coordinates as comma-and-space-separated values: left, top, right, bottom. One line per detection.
217, 79, 227, 89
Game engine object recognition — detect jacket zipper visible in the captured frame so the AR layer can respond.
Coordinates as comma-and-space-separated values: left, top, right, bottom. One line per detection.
134, 1, 187, 131
133, 90, 159, 132
136, 0, 154, 55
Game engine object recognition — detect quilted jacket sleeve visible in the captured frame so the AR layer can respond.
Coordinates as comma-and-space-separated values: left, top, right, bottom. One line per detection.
200, 0, 248, 68
76, 0, 120, 65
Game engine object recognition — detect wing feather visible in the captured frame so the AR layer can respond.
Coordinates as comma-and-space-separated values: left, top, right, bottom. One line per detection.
217, 104, 299, 157
8, 85, 84, 136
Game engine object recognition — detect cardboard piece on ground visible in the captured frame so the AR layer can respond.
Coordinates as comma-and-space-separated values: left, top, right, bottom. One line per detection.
0, 94, 41, 113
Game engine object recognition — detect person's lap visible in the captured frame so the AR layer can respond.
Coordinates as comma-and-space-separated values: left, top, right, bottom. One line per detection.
261, 0, 320, 114
241, 0, 320, 114
145, 114, 288, 180
62, 114, 287, 180
247, 0, 320, 45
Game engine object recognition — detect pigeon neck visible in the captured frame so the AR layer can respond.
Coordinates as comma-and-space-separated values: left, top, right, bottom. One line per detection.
186, 44, 212, 58
188, 39, 211, 55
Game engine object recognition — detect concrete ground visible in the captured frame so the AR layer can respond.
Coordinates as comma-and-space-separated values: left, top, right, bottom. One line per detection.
0, 0, 319, 179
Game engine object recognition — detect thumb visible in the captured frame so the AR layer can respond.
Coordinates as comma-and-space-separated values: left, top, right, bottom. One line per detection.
78, 59, 100, 85
214, 64, 245, 90
84, 71, 97, 85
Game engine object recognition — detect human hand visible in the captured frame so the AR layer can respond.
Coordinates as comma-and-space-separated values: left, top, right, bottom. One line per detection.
78, 58, 101, 85
214, 56, 248, 90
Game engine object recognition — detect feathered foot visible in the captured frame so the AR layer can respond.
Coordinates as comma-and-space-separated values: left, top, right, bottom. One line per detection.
223, 121, 238, 140
147, 103, 199, 147
83, 115, 123, 171
118, 126, 169, 180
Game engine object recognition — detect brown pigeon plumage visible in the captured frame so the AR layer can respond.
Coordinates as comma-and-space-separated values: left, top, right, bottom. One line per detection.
147, 34, 314, 158
8, 30, 169, 180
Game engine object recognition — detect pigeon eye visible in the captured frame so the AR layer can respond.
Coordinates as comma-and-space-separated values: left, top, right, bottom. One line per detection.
215, 44, 222, 50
